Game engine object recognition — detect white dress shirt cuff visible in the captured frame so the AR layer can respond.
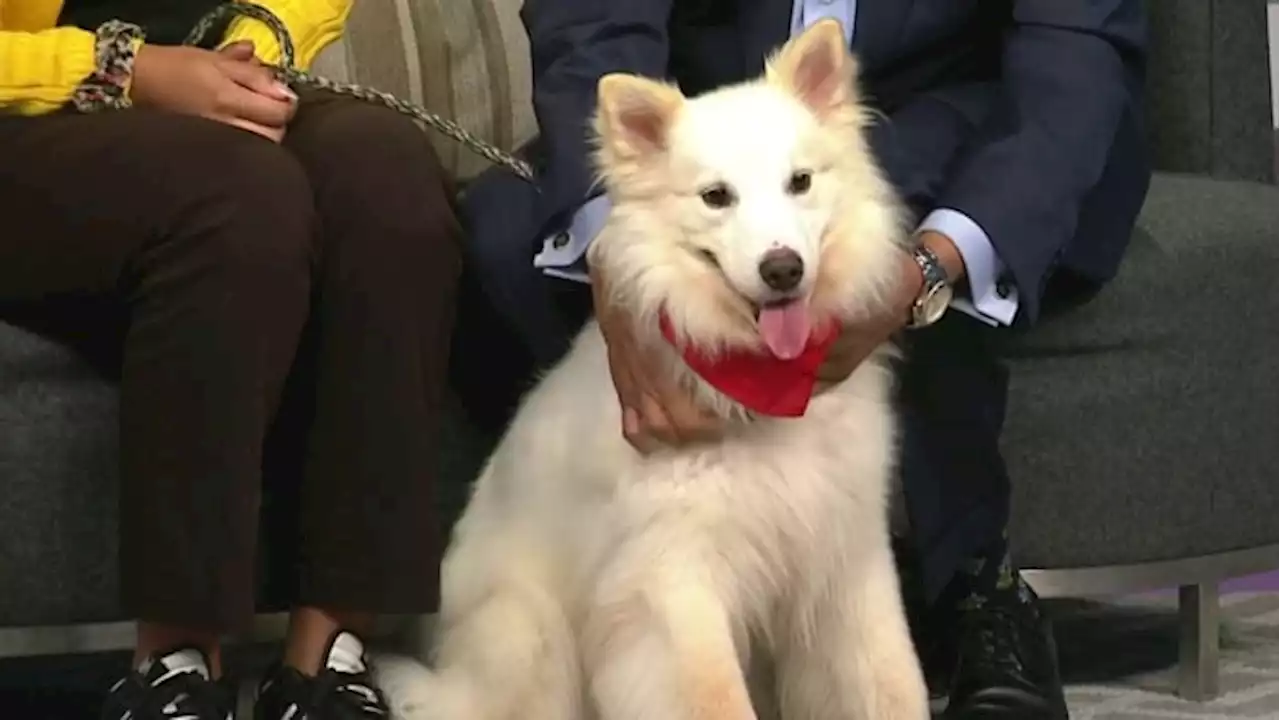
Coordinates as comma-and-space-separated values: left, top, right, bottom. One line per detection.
918, 208, 1019, 327
533, 195, 612, 284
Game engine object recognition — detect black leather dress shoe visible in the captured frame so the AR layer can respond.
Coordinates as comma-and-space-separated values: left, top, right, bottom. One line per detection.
942, 584, 1068, 719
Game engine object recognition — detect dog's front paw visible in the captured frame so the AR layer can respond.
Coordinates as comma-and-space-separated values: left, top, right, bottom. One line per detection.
372, 654, 450, 720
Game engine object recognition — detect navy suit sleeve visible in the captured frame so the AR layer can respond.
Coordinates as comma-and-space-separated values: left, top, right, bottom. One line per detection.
519, 0, 674, 236
934, 0, 1147, 323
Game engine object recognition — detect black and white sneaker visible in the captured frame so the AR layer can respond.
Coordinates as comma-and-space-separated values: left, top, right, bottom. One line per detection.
255, 631, 389, 719
101, 647, 233, 720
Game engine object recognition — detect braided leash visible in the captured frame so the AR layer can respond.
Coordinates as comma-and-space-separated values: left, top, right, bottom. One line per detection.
182, 2, 536, 183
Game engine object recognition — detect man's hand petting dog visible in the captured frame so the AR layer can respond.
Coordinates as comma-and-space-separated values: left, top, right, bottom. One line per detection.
816, 230, 967, 388
592, 231, 965, 453
590, 262, 723, 454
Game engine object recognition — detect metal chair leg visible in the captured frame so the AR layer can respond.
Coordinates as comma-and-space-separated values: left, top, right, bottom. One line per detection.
1177, 582, 1220, 701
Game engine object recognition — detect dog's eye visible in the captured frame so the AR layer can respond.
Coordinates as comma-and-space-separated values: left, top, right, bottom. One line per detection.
699, 183, 736, 209
696, 248, 721, 268
787, 170, 813, 195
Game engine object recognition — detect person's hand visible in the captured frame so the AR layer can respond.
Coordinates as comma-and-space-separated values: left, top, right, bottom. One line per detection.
812, 297, 911, 389
590, 261, 723, 454
217, 41, 296, 141
130, 42, 297, 142
814, 231, 966, 388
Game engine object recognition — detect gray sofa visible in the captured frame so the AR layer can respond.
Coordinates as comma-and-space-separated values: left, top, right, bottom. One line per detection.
1008, 0, 1278, 700
2, 0, 1276, 702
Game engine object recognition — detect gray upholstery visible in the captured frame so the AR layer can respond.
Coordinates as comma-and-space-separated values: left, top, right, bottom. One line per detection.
1, 2, 1277, 629
1008, 174, 1278, 570
0, 326, 119, 625
1006, 0, 1279, 574
0, 328, 490, 626
1146, 0, 1277, 183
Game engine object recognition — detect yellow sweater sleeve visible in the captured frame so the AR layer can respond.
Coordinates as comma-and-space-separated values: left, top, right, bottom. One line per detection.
219, 0, 351, 70
0, 27, 96, 115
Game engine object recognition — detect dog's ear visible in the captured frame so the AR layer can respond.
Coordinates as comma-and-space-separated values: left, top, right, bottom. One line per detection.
595, 74, 685, 159
768, 18, 859, 118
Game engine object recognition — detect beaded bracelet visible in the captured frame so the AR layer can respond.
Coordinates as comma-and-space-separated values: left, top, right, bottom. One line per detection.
71, 20, 146, 113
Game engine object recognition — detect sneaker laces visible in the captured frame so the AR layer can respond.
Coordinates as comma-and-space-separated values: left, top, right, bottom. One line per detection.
316, 668, 388, 717
267, 666, 388, 719
111, 669, 230, 720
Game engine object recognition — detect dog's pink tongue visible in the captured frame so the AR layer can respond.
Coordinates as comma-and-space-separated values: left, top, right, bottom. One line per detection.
757, 301, 812, 360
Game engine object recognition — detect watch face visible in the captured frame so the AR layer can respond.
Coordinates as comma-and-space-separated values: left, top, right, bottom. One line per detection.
919, 283, 953, 325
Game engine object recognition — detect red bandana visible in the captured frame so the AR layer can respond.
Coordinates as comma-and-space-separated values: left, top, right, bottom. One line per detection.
658, 313, 839, 418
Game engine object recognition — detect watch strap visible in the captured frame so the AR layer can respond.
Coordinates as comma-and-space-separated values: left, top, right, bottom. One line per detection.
912, 244, 948, 291
906, 244, 950, 329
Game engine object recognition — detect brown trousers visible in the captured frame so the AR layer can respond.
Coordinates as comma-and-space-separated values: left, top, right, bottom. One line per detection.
0, 94, 461, 632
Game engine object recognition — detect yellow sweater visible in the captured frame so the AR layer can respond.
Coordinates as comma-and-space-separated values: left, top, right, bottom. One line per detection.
0, 0, 350, 114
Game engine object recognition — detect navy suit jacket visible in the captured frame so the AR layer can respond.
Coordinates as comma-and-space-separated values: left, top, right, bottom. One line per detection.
518, 0, 1151, 324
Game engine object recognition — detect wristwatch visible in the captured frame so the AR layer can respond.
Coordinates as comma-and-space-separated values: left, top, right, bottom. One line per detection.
906, 244, 954, 329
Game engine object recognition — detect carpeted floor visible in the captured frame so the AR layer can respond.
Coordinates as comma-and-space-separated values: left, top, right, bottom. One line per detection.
1054, 592, 1277, 719
1, 592, 1275, 719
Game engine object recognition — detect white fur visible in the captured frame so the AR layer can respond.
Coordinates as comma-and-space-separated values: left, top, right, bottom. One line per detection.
376, 20, 929, 720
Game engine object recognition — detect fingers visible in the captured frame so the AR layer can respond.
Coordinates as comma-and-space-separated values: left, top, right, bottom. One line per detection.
598, 297, 647, 445
608, 344, 675, 453
609, 338, 718, 452
815, 331, 860, 383
219, 40, 257, 61
223, 116, 286, 143
629, 385, 722, 452
221, 57, 298, 103
219, 85, 296, 130
608, 346, 647, 447
624, 350, 723, 451
814, 322, 893, 385
594, 266, 721, 452
635, 392, 677, 447
623, 411, 663, 455
607, 338, 641, 407
655, 382, 723, 443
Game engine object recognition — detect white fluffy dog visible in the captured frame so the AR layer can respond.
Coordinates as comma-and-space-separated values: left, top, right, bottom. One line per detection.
377, 19, 929, 720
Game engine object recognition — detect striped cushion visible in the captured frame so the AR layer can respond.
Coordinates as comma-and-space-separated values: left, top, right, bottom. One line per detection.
311, 0, 536, 182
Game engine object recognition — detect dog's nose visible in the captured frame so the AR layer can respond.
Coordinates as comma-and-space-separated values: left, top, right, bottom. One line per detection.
758, 248, 804, 292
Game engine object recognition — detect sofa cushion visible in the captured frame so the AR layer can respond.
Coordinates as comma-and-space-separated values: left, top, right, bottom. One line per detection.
310, 0, 536, 183
1006, 173, 1278, 570
0, 317, 491, 627
0, 322, 120, 625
